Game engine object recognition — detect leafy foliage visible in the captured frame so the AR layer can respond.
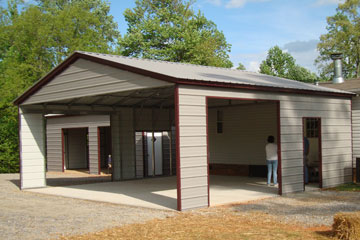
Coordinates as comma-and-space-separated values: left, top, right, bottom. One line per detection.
236, 63, 246, 70
0, 0, 120, 173
260, 46, 319, 83
316, 0, 360, 79
118, 0, 233, 68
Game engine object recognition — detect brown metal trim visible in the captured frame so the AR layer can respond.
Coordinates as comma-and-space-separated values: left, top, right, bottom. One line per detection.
97, 127, 101, 175
277, 101, 282, 195
319, 118, 323, 188
351, 100, 354, 181
142, 131, 146, 178
86, 127, 90, 173
302, 119, 305, 191
206, 97, 210, 207
109, 120, 113, 182
14, 52, 353, 106
61, 129, 65, 172
18, 107, 23, 189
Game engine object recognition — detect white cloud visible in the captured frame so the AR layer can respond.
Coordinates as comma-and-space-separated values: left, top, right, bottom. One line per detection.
231, 51, 267, 73
282, 40, 320, 73
225, 0, 270, 8
248, 61, 260, 72
232, 40, 320, 74
313, 0, 344, 6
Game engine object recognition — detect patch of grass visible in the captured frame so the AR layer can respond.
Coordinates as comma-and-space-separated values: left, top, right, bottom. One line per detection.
333, 183, 360, 192
59, 210, 333, 240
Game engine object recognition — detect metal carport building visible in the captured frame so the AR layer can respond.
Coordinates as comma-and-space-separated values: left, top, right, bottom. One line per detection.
14, 51, 354, 211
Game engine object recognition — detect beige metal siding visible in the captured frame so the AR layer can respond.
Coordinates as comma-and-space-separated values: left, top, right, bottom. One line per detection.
46, 115, 109, 173
88, 126, 99, 174
162, 131, 172, 175
134, 108, 171, 131
178, 92, 208, 210
178, 85, 352, 203
23, 59, 174, 105
352, 96, 360, 163
20, 111, 46, 189
120, 108, 136, 179
111, 114, 121, 180
135, 132, 144, 178
208, 102, 277, 165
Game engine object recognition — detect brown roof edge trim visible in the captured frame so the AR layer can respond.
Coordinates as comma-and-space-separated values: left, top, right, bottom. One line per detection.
13, 52, 81, 105
176, 79, 354, 98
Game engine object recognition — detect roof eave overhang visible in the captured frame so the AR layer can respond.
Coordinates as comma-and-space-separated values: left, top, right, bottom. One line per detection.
13, 52, 354, 105
176, 79, 355, 98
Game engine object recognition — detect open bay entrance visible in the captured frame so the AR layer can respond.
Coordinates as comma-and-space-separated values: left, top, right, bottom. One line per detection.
207, 97, 280, 206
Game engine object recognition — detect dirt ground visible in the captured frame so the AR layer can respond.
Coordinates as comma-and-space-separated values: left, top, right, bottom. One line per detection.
1, 173, 360, 240
0, 174, 175, 240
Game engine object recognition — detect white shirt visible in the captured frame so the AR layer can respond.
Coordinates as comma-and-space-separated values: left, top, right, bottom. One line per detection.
265, 143, 278, 161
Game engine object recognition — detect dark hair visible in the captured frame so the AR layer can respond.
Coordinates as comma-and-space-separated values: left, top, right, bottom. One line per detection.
267, 135, 275, 143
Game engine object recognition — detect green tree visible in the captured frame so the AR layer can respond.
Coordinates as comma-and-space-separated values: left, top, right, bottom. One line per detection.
236, 62, 246, 70
260, 46, 318, 83
0, 0, 120, 173
316, 0, 360, 79
118, 0, 233, 68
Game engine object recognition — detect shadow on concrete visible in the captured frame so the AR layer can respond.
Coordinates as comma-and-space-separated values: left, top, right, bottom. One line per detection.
56, 176, 177, 210
46, 176, 112, 187
9, 179, 20, 188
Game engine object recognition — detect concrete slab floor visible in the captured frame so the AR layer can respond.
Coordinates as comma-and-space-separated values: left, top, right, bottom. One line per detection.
27, 175, 278, 211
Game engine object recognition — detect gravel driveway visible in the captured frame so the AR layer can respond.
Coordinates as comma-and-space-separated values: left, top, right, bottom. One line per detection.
1, 173, 360, 239
0, 174, 175, 240
231, 190, 360, 227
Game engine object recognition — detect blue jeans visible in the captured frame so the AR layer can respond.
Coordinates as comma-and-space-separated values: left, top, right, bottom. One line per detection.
304, 164, 309, 184
267, 160, 278, 185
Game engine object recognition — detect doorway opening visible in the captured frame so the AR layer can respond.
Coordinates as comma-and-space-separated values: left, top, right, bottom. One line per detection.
98, 126, 112, 174
63, 128, 89, 172
303, 118, 322, 189
135, 130, 176, 178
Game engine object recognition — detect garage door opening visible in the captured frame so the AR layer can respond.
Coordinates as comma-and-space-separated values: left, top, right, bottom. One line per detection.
207, 97, 280, 206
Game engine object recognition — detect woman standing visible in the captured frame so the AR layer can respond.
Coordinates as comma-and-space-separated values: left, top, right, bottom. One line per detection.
265, 135, 278, 187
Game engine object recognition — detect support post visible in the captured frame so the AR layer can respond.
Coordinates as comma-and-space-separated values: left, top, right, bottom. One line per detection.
19, 108, 46, 189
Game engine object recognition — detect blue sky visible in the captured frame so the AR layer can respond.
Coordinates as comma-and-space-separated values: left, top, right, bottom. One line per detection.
109, 0, 343, 73
2, 0, 343, 73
